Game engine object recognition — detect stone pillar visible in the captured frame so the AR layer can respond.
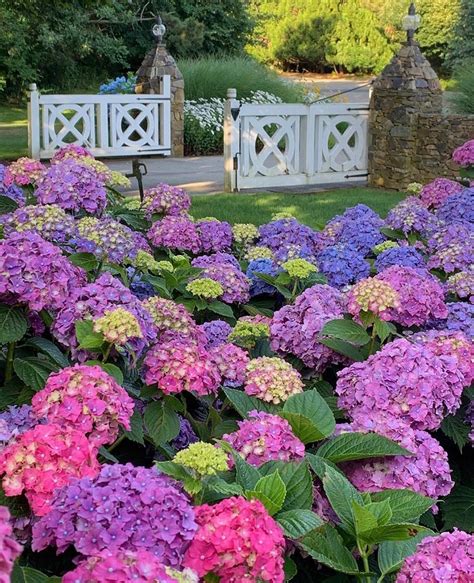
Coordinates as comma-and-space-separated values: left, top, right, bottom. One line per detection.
135, 33, 184, 157
368, 41, 442, 189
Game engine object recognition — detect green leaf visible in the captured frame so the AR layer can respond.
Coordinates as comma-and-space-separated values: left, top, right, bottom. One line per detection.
315, 432, 411, 463
301, 525, 360, 574
144, 401, 180, 445
380, 227, 406, 240
373, 318, 396, 343
206, 477, 243, 496
123, 409, 145, 445
208, 300, 235, 319
306, 453, 343, 481
319, 337, 367, 361
99, 446, 119, 463
281, 389, 335, 443
352, 501, 379, 536
23, 338, 69, 368
11, 565, 60, 583
0, 195, 19, 215
248, 471, 286, 515
233, 452, 261, 490
441, 413, 470, 452
84, 360, 124, 384
284, 556, 297, 581
260, 461, 313, 511
322, 465, 364, 533
13, 357, 57, 391
358, 523, 431, 545
222, 386, 278, 418
75, 320, 105, 350
378, 531, 435, 576
0, 382, 23, 409
442, 485, 474, 532
320, 319, 370, 346
0, 485, 29, 518
0, 305, 28, 344
371, 490, 436, 524
68, 252, 99, 272
277, 509, 324, 538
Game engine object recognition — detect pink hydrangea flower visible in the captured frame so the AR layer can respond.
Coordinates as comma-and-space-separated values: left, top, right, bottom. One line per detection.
223, 411, 305, 467
209, 343, 249, 387
419, 178, 464, 209
51, 144, 94, 164
142, 297, 201, 342
377, 266, 448, 326
148, 216, 201, 253
0, 424, 99, 516
183, 497, 285, 583
452, 139, 474, 168
336, 338, 465, 431
31, 365, 134, 447
347, 277, 400, 320
244, 356, 303, 404
142, 184, 191, 219
3, 157, 45, 186
143, 338, 221, 395
396, 529, 474, 582
0, 506, 22, 582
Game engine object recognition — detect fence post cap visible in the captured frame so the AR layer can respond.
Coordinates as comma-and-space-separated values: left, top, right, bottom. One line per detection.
227, 88, 237, 99
28, 83, 37, 91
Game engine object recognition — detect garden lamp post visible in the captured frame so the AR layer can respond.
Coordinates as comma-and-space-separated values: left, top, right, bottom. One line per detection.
152, 15, 166, 44
402, 2, 421, 45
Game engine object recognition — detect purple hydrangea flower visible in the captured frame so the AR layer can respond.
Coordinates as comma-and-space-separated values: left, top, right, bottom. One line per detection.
199, 320, 233, 349
270, 284, 347, 372
258, 218, 322, 254
142, 184, 191, 219
148, 216, 201, 254
209, 342, 249, 387
192, 254, 249, 304
316, 244, 370, 288
171, 416, 198, 451
436, 188, 474, 224
437, 302, 474, 339
324, 204, 385, 255
0, 164, 25, 205
0, 405, 38, 447
446, 270, 474, 303
246, 258, 281, 296
35, 159, 107, 215
419, 178, 464, 209
374, 246, 426, 272
2, 204, 77, 245
32, 463, 197, 567
196, 219, 233, 253
273, 243, 317, 265
386, 197, 435, 235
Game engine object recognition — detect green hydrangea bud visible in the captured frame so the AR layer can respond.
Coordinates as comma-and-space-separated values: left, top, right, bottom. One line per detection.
282, 258, 318, 279
165, 567, 199, 583
233, 223, 259, 245
271, 211, 294, 220
186, 278, 224, 299
407, 182, 423, 195
228, 321, 270, 349
245, 246, 274, 261
109, 171, 131, 188
93, 308, 143, 345
173, 442, 228, 476
156, 260, 174, 272
373, 240, 399, 255
133, 250, 161, 273
122, 197, 141, 210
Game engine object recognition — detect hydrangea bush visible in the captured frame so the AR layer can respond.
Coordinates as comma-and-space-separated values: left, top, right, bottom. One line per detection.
0, 141, 473, 582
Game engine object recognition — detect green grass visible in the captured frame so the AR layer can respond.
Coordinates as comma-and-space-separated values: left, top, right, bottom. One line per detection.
190, 189, 406, 229
0, 104, 28, 160
178, 56, 303, 102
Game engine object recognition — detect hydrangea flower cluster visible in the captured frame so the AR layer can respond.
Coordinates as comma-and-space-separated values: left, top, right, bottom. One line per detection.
347, 277, 400, 320
143, 337, 221, 395
32, 463, 197, 565
51, 144, 93, 164
232, 223, 259, 245
35, 159, 107, 215
336, 338, 465, 432
246, 258, 280, 296
0, 506, 22, 581
259, 218, 321, 255
192, 254, 250, 304
452, 139, 474, 167
323, 204, 385, 254
183, 496, 285, 583
418, 178, 464, 209
436, 188, 474, 224
148, 215, 201, 253
377, 266, 448, 326
228, 317, 270, 348
440, 301, 474, 338
52, 272, 156, 358
209, 343, 249, 387
199, 319, 232, 349
386, 197, 434, 235
0, 231, 86, 312
282, 258, 318, 278
0, 423, 99, 515
373, 240, 399, 255
374, 245, 425, 272
94, 307, 143, 345
406, 182, 423, 195
396, 529, 474, 582
270, 284, 347, 371
0, 164, 25, 204
428, 238, 474, 273
316, 244, 370, 288
171, 417, 198, 452
223, 411, 305, 467
3, 157, 45, 186
446, 270, 474, 302
173, 442, 228, 477
62, 550, 190, 583
2, 204, 77, 244
0, 405, 38, 448
273, 242, 318, 265
131, 250, 161, 273
142, 184, 191, 219
196, 218, 233, 253
143, 297, 199, 340
244, 357, 303, 404
186, 278, 223, 299
245, 245, 274, 261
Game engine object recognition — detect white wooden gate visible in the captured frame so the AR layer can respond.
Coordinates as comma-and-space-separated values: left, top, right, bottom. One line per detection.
28, 77, 171, 159
224, 89, 369, 191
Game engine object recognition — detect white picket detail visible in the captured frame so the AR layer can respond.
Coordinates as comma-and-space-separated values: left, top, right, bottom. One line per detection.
224, 90, 368, 191
28, 78, 171, 159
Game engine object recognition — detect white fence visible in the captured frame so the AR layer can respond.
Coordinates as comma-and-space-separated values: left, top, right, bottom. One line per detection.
224, 89, 369, 191
28, 77, 171, 159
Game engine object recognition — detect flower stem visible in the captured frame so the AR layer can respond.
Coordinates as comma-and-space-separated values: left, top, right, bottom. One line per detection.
5, 342, 15, 382
102, 343, 112, 363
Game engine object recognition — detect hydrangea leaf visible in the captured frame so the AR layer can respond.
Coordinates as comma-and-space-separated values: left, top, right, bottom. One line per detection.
259, 461, 313, 511
13, 357, 58, 391
0, 195, 19, 215
442, 485, 474, 532
320, 318, 371, 346
0, 305, 28, 344
207, 300, 235, 319
75, 320, 105, 350
23, 338, 70, 368
276, 509, 324, 539
68, 252, 99, 272
222, 386, 278, 418
322, 465, 364, 533
144, 401, 180, 446
319, 337, 367, 361
248, 471, 286, 515
11, 565, 60, 583
378, 530, 435, 576
284, 556, 297, 581
123, 409, 145, 445
301, 525, 360, 575
281, 389, 335, 443
316, 432, 411, 463
358, 523, 432, 545
440, 412, 471, 452
371, 490, 436, 524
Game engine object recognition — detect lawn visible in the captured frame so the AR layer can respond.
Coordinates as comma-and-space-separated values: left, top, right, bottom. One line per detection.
190, 188, 406, 229
0, 103, 28, 160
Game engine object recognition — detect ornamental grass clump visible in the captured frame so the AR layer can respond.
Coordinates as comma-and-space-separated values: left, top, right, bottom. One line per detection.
183, 496, 285, 583
32, 463, 197, 565
32, 365, 134, 447
244, 356, 303, 404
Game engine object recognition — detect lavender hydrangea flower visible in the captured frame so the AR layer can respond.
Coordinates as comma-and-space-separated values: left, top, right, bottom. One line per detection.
437, 302, 474, 339
32, 463, 197, 567
436, 188, 474, 224
258, 218, 322, 254
148, 216, 201, 253
192, 254, 249, 304
196, 219, 233, 253
2, 204, 77, 245
142, 184, 191, 219
419, 178, 464, 209
386, 197, 435, 235
171, 416, 198, 451
246, 258, 281, 296
199, 320, 233, 349
374, 246, 426, 272
35, 159, 107, 215
0, 405, 38, 448
427, 220, 474, 273
273, 243, 318, 265
446, 270, 474, 303
316, 244, 370, 288
0, 164, 25, 205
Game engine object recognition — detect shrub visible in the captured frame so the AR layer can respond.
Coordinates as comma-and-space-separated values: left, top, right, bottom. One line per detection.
452, 60, 474, 114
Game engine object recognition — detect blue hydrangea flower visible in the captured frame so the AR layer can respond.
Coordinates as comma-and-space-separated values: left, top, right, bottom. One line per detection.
246, 258, 281, 296
326, 204, 385, 255
317, 244, 370, 289
375, 246, 426, 272
436, 188, 474, 224
0, 164, 25, 205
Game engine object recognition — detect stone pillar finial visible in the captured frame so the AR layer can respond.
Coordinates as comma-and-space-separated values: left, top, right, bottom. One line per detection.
402, 2, 421, 46
152, 15, 166, 45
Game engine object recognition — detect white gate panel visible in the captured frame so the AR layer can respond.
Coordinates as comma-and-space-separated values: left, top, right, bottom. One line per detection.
28, 79, 172, 159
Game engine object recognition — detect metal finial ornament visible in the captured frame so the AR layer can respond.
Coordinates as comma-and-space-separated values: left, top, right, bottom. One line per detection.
152, 15, 166, 44
402, 2, 421, 45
